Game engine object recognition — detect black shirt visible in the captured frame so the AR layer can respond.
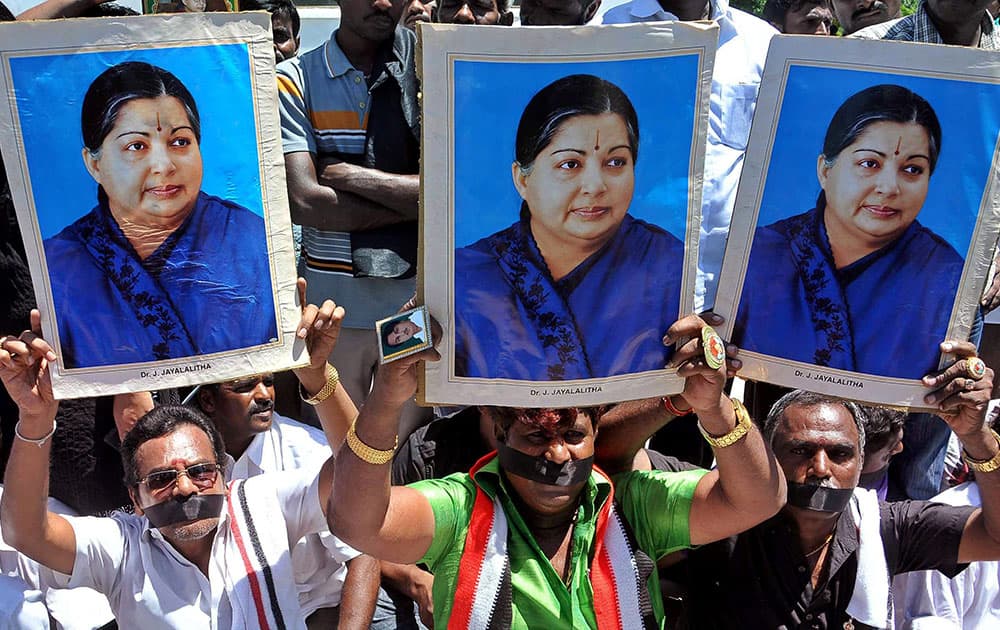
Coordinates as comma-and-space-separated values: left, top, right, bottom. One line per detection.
391, 407, 491, 484
681, 501, 975, 630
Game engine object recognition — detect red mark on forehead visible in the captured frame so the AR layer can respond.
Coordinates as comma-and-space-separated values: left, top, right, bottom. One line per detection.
594, 129, 600, 152
894, 136, 901, 156
156, 112, 162, 133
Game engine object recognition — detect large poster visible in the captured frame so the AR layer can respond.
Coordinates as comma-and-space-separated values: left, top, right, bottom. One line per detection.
0, 14, 304, 398
714, 36, 1000, 410
420, 23, 717, 407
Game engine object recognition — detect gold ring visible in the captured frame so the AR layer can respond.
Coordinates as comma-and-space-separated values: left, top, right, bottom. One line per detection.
967, 357, 987, 381
701, 326, 726, 371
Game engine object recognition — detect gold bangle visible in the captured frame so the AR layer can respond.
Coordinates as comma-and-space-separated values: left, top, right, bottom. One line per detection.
962, 428, 1000, 474
698, 399, 752, 449
346, 419, 397, 465
299, 364, 339, 406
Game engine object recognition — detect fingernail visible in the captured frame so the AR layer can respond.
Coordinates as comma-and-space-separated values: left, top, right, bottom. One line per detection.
726, 344, 738, 354
46, 352, 57, 362
662, 335, 672, 346
731, 360, 742, 369
942, 342, 953, 351
298, 327, 308, 339
924, 394, 934, 405
314, 320, 324, 329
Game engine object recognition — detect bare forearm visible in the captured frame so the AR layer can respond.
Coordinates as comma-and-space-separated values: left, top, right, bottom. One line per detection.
595, 397, 676, 474
699, 398, 784, 524
320, 162, 419, 217
1, 413, 56, 554
295, 365, 358, 450
18, 0, 98, 19
330, 392, 401, 549
289, 184, 412, 232
960, 426, 1000, 543
338, 555, 380, 630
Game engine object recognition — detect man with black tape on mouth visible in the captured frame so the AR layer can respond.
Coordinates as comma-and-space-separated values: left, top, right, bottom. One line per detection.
679, 347, 1000, 630
0, 286, 360, 628
330, 313, 788, 629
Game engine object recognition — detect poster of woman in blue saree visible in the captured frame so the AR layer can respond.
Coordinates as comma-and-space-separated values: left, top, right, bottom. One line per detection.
730, 71, 1000, 382
454, 74, 686, 380
39, 59, 277, 370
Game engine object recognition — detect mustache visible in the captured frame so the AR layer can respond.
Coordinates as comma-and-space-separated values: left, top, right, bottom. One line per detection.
248, 400, 273, 415
853, 0, 886, 18
802, 478, 837, 488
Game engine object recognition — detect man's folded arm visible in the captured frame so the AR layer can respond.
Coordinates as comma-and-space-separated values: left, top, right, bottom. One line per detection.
284, 152, 414, 231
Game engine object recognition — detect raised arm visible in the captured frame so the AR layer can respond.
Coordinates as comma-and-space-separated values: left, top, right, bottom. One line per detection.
0, 310, 76, 575
665, 314, 786, 545
595, 313, 743, 474
284, 152, 415, 232
293, 278, 357, 451
919, 342, 1000, 562
328, 331, 440, 564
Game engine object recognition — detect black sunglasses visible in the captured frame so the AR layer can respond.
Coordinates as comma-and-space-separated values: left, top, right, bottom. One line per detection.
138, 462, 223, 493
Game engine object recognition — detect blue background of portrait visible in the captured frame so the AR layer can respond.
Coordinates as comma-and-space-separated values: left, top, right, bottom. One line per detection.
758, 65, 1000, 254
10, 44, 263, 239
452, 55, 700, 247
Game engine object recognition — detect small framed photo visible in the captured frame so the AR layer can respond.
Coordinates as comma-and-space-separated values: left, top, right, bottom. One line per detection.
377, 306, 432, 364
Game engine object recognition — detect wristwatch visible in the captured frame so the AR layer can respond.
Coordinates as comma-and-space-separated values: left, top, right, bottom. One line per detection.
697, 399, 752, 449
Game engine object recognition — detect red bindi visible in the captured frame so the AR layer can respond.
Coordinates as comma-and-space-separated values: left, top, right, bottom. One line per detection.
156, 112, 162, 132
894, 136, 901, 156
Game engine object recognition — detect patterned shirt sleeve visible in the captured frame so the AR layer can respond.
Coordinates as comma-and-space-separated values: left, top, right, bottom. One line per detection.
276, 59, 316, 155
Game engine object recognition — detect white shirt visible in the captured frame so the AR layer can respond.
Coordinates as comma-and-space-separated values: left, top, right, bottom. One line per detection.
601, 0, 776, 311
223, 413, 359, 617
893, 482, 998, 629
45, 466, 325, 629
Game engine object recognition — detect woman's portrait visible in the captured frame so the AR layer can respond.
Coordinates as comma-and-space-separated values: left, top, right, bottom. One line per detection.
732, 84, 964, 379
377, 306, 431, 363
42, 60, 277, 369
454, 74, 684, 380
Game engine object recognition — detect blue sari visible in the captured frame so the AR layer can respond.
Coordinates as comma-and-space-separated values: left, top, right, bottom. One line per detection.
44, 192, 278, 369
733, 207, 963, 379
455, 214, 684, 380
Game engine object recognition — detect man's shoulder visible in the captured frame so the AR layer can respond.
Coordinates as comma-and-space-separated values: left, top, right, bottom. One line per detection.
599, 1, 638, 23
932, 481, 981, 508
276, 42, 330, 86
725, 5, 779, 36
853, 15, 911, 40
272, 413, 331, 460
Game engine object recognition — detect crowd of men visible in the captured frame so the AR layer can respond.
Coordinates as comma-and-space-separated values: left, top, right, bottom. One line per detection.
1, 0, 1000, 628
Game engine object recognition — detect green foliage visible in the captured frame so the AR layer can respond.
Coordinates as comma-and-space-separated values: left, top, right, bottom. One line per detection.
901, 0, 919, 16
731, 0, 768, 15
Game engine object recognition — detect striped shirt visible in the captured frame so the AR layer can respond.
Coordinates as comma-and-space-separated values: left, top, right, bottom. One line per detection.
853, 2, 1000, 49
277, 29, 418, 326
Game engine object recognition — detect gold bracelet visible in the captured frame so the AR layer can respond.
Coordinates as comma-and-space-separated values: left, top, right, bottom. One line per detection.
697, 399, 752, 449
346, 419, 397, 465
299, 364, 339, 406
962, 428, 1000, 474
